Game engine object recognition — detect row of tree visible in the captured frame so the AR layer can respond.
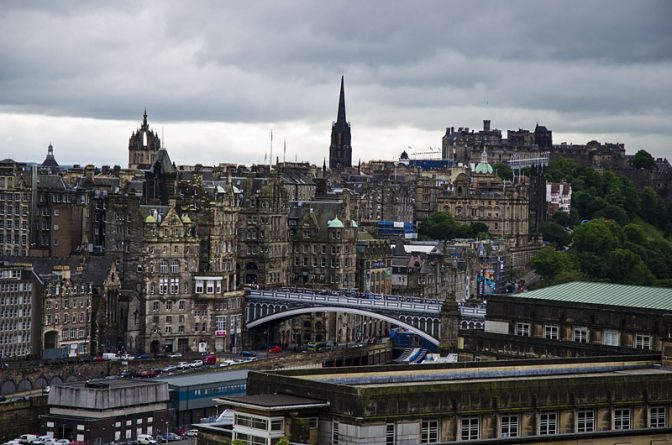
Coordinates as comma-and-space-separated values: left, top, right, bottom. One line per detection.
418, 212, 490, 241
532, 156, 672, 287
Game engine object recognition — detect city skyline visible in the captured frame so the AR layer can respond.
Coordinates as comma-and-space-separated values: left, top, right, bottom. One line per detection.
1, 0, 670, 167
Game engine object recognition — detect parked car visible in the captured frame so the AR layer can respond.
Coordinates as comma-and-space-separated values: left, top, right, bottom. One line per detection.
190, 360, 203, 368
186, 430, 198, 437
153, 352, 168, 358
240, 350, 257, 357
161, 364, 177, 372
163, 433, 180, 442
2, 440, 21, 445
177, 361, 190, 370
136, 434, 156, 445
54, 440, 69, 445
0, 395, 6, 402
219, 359, 236, 367
139, 369, 159, 378
203, 354, 217, 365
267, 345, 282, 353
135, 353, 150, 360
31, 436, 53, 445
18, 435, 37, 445
68, 441, 86, 445
10, 396, 28, 402
168, 352, 182, 358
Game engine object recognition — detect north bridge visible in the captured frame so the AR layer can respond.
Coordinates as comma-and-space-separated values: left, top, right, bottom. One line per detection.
245, 289, 486, 346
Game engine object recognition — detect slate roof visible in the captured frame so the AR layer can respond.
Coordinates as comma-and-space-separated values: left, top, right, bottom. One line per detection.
511, 281, 672, 311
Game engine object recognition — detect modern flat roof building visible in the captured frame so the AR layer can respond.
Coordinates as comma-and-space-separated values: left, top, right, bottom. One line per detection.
41, 379, 170, 443
155, 369, 248, 429
217, 355, 672, 444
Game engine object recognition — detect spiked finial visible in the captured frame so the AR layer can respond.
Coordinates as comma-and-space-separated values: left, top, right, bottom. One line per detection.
337, 75, 346, 125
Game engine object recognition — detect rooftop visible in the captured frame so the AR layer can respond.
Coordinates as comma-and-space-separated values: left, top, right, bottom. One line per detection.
508, 281, 672, 311
217, 393, 329, 410
155, 369, 249, 387
264, 355, 665, 389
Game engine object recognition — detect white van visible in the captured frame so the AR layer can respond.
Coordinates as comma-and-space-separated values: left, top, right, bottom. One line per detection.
136, 435, 156, 445
18, 436, 37, 445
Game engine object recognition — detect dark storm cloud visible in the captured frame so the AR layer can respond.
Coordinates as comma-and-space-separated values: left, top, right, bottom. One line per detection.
0, 0, 670, 160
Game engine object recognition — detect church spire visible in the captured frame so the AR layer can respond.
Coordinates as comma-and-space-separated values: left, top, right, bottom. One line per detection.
329, 76, 352, 171
142, 109, 148, 129
337, 75, 346, 125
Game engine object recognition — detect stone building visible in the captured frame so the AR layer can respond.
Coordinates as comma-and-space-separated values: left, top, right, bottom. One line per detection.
136, 205, 200, 354
287, 200, 357, 290
128, 110, 162, 170
485, 281, 672, 352
235, 171, 290, 289
0, 159, 33, 257
355, 233, 391, 294
32, 174, 85, 257
437, 151, 530, 245
40, 265, 94, 357
218, 355, 672, 445
0, 264, 41, 359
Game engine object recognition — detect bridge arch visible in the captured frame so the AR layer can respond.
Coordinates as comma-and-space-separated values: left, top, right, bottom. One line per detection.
246, 306, 439, 346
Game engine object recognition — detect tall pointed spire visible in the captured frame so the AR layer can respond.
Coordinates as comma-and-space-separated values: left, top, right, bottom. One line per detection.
329, 75, 352, 171
142, 108, 148, 129
337, 75, 347, 125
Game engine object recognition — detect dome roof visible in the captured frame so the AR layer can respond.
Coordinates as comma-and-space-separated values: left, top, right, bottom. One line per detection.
181, 214, 192, 224
144, 215, 157, 223
327, 216, 344, 229
473, 147, 494, 175
351, 220, 358, 228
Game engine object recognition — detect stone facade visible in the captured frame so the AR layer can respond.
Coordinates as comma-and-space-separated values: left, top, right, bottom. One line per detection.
0, 160, 33, 256
128, 110, 162, 170
0, 265, 40, 358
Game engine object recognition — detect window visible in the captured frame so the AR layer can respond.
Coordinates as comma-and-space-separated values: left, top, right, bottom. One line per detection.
152, 301, 159, 312
614, 408, 630, 430
539, 412, 557, 435
500, 415, 518, 438
603, 329, 620, 346
421, 419, 439, 443
577, 409, 594, 433
159, 260, 168, 273
178, 300, 185, 310
515, 322, 530, 337
166, 301, 173, 310
385, 422, 395, 445
544, 324, 559, 340
573, 326, 588, 343
635, 334, 651, 350
159, 278, 168, 295
649, 406, 666, 428
461, 416, 479, 440
171, 260, 179, 273
270, 419, 283, 431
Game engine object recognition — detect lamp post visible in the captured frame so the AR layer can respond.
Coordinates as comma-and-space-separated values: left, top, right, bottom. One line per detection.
265, 328, 269, 359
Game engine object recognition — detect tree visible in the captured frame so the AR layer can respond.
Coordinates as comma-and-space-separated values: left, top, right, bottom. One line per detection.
469, 222, 490, 239
232, 440, 245, 445
530, 246, 579, 283
633, 149, 655, 170
608, 249, 655, 285
419, 212, 459, 240
572, 219, 621, 256
277, 438, 291, 445
492, 162, 513, 181
540, 221, 572, 248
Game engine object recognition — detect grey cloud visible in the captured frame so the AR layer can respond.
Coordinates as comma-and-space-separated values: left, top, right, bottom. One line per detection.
0, 0, 670, 161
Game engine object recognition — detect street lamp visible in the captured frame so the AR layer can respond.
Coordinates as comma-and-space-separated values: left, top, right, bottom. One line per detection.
265, 329, 269, 359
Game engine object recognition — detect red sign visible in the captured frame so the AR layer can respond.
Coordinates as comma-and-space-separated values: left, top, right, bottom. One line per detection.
215, 330, 227, 337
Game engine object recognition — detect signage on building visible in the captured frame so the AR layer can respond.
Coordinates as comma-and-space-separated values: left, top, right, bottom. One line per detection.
215, 330, 227, 337
198, 342, 208, 353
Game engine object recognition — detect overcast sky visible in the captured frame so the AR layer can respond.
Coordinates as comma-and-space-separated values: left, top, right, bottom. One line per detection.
1, 0, 670, 167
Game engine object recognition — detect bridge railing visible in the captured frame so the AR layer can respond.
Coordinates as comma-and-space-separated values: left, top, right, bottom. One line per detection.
249, 290, 443, 313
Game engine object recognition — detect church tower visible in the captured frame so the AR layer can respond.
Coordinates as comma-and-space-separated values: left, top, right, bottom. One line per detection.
329, 76, 352, 171
128, 110, 162, 170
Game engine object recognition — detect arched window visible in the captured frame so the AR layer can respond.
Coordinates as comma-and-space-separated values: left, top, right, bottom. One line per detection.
159, 260, 168, 273
171, 260, 179, 273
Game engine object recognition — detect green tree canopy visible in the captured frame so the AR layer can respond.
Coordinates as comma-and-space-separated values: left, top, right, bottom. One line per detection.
633, 149, 655, 169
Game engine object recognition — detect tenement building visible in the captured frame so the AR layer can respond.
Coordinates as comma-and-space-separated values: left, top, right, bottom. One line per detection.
485, 281, 672, 352
217, 355, 672, 444
0, 264, 40, 358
